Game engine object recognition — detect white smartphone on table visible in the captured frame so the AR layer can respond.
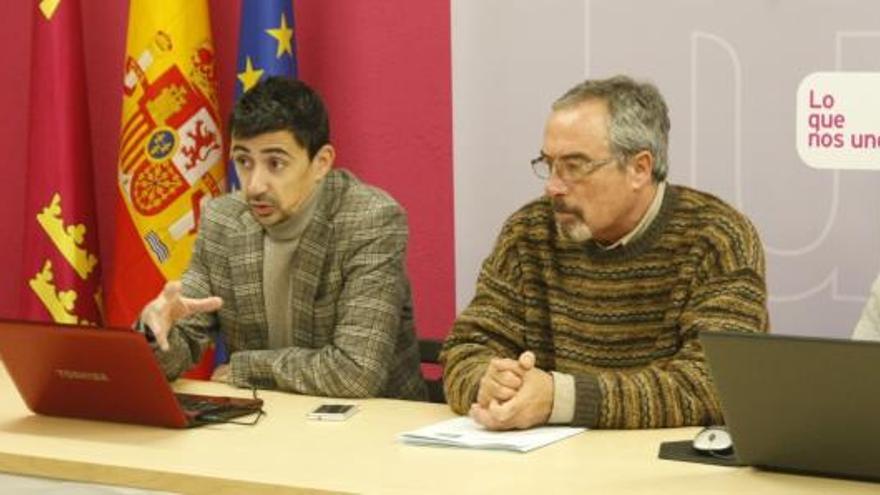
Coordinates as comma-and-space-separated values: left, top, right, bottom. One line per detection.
307, 404, 359, 421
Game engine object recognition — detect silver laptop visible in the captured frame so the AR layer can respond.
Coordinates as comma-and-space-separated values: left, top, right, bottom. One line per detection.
701, 331, 880, 481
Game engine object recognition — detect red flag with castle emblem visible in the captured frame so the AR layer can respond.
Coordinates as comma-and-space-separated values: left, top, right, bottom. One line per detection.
21, 0, 103, 325
106, 0, 226, 378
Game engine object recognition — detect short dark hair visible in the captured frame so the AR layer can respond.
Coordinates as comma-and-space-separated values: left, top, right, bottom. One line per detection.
230, 77, 330, 159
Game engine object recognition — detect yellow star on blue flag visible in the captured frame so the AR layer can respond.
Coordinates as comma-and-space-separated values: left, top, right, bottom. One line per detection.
237, 56, 265, 92
266, 12, 294, 58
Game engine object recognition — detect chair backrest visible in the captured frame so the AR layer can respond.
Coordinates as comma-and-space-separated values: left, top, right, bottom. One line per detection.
418, 339, 445, 404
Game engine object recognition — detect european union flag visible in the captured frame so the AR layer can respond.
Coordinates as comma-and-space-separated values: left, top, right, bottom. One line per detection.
228, 0, 298, 190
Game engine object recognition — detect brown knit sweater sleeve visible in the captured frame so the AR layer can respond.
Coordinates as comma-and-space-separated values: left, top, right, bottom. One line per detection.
440, 221, 527, 414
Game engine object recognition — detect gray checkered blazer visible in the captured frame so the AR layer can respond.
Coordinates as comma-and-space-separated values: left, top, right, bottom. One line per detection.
156, 169, 427, 400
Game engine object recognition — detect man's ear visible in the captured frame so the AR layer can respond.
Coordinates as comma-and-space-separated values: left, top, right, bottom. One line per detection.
629, 151, 654, 189
312, 144, 335, 181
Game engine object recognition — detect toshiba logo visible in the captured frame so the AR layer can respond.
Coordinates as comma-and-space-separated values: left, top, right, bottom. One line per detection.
55, 369, 110, 382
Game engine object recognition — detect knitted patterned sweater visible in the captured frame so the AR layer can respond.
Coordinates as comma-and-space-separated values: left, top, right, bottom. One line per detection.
441, 185, 769, 429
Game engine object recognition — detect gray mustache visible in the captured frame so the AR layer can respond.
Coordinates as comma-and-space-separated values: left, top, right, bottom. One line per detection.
551, 198, 579, 215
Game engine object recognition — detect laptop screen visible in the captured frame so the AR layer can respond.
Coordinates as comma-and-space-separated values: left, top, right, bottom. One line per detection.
701, 331, 880, 482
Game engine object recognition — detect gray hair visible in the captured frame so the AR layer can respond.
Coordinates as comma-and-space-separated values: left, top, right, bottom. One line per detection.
553, 75, 670, 181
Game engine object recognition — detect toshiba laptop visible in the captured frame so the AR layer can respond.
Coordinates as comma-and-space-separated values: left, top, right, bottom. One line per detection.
701, 331, 880, 482
0, 319, 263, 428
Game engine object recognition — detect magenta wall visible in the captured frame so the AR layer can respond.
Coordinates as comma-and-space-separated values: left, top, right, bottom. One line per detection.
0, 1, 455, 340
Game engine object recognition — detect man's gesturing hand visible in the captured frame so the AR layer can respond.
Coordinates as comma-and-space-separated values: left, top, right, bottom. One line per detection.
141, 281, 223, 351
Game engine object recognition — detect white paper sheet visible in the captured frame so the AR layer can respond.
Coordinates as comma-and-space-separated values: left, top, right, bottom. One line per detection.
398, 417, 586, 453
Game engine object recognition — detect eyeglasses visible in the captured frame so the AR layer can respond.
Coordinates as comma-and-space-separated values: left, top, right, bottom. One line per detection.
530, 154, 617, 182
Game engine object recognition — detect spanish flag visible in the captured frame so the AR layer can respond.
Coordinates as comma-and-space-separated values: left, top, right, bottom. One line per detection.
21, 0, 103, 325
106, 0, 225, 376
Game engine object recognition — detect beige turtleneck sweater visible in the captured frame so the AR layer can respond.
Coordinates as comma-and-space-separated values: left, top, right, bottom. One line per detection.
261, 181, 323, 350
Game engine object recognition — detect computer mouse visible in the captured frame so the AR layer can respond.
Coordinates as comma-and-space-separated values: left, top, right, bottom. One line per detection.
692, 426, 733, 453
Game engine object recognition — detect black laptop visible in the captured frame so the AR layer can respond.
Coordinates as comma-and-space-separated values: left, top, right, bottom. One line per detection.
701, 331, 880, 482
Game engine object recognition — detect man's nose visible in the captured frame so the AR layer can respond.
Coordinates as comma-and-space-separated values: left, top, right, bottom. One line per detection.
544, 172, 568, 197
245, 165, 268, 197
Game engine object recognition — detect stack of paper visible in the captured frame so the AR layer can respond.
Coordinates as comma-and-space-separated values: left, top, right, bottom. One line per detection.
398, 417, 586, 453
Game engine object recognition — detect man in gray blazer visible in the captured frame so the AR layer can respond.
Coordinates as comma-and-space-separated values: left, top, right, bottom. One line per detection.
138, 77, 426, 400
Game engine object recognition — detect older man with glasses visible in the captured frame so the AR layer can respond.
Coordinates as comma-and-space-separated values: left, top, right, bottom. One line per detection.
441, 75, 769, 430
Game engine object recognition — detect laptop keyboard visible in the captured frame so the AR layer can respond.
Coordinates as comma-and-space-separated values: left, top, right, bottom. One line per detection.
173, 393, 264, 426
175, 394, 231, 415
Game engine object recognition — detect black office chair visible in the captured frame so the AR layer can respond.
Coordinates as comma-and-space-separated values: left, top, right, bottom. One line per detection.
418, 339, 446, 404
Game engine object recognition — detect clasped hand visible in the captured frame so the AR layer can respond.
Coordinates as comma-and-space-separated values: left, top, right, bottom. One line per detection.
141, 281, 223, 351
470, 351, 554, 430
